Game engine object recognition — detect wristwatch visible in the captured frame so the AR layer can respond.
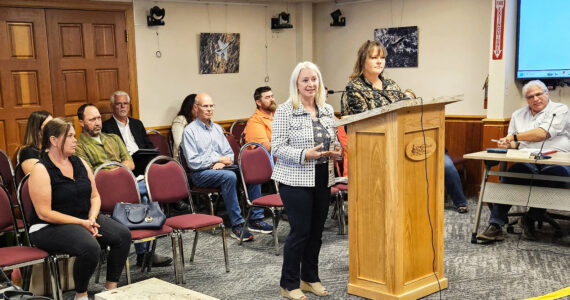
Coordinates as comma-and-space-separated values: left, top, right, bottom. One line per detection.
513, 134, 518, 142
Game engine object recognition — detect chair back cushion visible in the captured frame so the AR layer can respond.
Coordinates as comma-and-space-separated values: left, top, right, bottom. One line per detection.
95, 167, 140, 214
0, 150, 14, 192
0, 186, 14, 229
148, 133, 172, 157
224, 133, 240, 164
147, 161, 189, 204
19, 178, 34, 224
240, 146, 272, 185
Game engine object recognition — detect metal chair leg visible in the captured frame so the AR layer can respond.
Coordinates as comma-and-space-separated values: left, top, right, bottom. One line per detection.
47, 257, 62, 300
190, 231, 199, 262
147, 240, 158, 273
239, 208, 253, 245
221, 225, 230, 272
170, 232, 179, 284
124, 258, 131, 285
272, 210, 280, 255
178, 232, 186, 284
52, 257, 63, 300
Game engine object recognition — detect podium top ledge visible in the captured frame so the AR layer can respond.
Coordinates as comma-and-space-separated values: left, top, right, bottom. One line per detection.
335, 94, 463, 127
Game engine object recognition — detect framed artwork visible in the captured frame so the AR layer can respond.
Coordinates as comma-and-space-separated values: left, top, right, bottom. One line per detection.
199, 33, 240, 74
374, 26, 418, 68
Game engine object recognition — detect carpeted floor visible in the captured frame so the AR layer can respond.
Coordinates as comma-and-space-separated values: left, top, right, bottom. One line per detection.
79, 196, 570, 300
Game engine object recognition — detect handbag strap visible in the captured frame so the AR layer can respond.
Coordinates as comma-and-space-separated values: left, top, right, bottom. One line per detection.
125, 205, 149, 224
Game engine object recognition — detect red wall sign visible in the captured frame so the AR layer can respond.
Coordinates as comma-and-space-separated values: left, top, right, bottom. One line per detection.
492, 0, 505, 60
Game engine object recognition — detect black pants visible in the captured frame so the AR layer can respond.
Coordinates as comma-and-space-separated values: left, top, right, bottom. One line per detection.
279, 163, 330, 290
30, 214, 131, 293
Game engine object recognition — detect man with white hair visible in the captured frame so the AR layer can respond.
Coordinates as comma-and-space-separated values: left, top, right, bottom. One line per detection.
477, 80, 570, 242
102, 90, 189, 212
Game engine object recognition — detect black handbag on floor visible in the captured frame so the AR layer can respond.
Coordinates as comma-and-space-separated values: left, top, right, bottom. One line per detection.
111, 202, 166, 229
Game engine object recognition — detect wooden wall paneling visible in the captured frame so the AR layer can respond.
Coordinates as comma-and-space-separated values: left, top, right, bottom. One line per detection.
481, 118, 510, 183
444, 115, 484, 196
0, 7, 52, 159
46, 9, 129, 133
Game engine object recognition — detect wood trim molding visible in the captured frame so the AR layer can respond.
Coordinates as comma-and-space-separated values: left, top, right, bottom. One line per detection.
0, 0, 140, 119
0, 0, 132, 10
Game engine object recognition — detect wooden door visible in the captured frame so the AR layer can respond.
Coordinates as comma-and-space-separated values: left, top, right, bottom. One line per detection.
45, 9, 129, 133
0, 7, 53, 158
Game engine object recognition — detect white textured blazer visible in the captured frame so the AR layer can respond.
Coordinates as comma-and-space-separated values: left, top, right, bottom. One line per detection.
271, 99, 338, 187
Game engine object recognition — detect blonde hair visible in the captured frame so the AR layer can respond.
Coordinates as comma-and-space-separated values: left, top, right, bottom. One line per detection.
288, 61, 326, 109
349, 40, 387, 81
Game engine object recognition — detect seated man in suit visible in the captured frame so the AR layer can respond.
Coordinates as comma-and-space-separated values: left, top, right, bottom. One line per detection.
102, 90, 154, 153
102, 90, 188, 211
182, 92, 273, 241
477, 80, 570, 242
76, 103, 172, 267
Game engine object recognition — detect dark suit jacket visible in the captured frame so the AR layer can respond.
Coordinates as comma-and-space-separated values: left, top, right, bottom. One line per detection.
102, 116, 154, 149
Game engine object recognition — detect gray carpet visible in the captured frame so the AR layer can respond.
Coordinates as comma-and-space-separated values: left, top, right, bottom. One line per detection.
81, 196, 570, 300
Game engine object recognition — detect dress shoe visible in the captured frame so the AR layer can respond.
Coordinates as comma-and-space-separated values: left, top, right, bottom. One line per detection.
136, 253, 173, 267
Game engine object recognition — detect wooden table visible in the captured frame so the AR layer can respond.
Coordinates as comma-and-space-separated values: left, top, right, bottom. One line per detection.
463, 151, 570, 243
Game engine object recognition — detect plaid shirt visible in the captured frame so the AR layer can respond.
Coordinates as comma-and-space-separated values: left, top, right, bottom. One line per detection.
75, 132, 132, 171
271, 100, 337, 187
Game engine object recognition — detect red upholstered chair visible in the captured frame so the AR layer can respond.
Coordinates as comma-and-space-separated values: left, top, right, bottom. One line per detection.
238, 142, 284, 255
94, 162, 174, 281
229, 120, 247, 146
1, 184, 60, 300
224, 132, 241, 166
178, 147, 220, 216
146, 129, 172, 157
331, 183, 348, 235
145, 156, 229, 284
0, 149, 17, 205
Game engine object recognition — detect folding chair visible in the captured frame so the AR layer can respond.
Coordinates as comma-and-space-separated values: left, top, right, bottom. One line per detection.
94, 162, 175, 282
145, 156, 229, 284
1, 184, 60, 300
146, 129, 172, 157
238, 142, 283, 255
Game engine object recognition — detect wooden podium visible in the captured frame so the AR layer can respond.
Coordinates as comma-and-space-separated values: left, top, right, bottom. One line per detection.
336, 96, 461, 299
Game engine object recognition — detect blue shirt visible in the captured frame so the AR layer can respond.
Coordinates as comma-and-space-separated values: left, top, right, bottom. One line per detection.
181, 119, 233, 170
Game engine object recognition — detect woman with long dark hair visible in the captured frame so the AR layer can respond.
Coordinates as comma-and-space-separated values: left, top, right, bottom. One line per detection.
171, 94, 197, 160
18, 110, 52, 174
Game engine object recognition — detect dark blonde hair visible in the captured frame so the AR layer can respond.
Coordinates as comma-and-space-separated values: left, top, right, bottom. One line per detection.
22, 110, 51, 149
41, 117, 72, 154
349, 40, 387, 81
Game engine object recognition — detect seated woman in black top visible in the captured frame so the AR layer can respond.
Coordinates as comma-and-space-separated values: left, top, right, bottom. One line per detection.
28, 118, 131, 300
18, 110, 52, 174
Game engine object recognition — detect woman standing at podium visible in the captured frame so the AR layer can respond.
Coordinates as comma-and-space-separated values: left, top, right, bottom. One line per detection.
272, 61, 342, 300
341, 40, 407, 116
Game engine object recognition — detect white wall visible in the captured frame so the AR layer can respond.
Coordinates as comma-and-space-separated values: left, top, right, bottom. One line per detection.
314, 0, 492, 116
486, 0, 570, 119
132, 0, 570, 126
133, 0, 301, 126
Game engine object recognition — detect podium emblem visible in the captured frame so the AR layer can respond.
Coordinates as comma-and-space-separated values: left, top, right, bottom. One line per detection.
405, 136, 436, 161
